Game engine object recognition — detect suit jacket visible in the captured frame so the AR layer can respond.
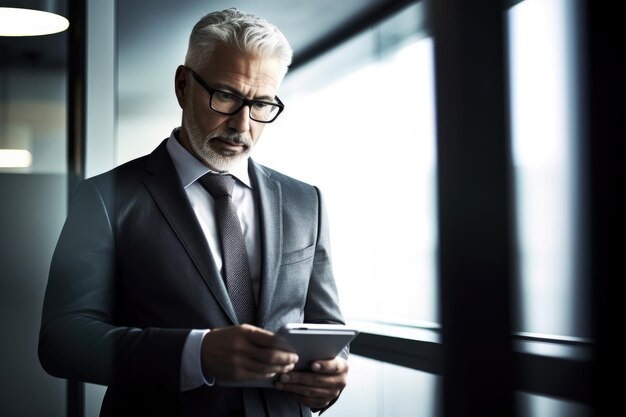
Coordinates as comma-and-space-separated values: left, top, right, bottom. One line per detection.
38, 139, 346, 417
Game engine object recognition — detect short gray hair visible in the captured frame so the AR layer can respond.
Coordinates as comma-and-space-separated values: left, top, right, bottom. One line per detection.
185, 8, 293, 75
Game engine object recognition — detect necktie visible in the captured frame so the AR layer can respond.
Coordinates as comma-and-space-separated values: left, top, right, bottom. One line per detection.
199, 174, 267, 417
198, 173, 257, 325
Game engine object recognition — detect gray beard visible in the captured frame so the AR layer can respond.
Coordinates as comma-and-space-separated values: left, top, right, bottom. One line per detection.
184, 115, 252, 172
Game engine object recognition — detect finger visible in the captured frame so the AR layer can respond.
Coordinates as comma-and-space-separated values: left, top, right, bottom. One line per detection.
276, 371, 346, 390
204, 327, 297, 380
240, 324, 279, 347
218, 353, 296, 381
227, 341, 298, 375
227, 326, 298, 366
276, 381, 340, 409
232, 354, 297, 377
244, 343, 299, 367
310, 357, 349, 374
244, 326, 298, 352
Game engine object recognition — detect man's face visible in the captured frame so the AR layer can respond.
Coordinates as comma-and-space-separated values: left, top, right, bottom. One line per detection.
175, 44, 285, 171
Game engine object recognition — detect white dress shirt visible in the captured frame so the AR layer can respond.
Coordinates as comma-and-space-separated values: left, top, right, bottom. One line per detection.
165, 128, 261, 391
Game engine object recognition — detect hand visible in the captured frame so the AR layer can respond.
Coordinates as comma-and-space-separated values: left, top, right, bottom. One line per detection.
275, 357, 349, 410
201, 324, 299, 382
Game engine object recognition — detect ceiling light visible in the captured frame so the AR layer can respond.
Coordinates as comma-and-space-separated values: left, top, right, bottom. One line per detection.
0, 5, 68, 37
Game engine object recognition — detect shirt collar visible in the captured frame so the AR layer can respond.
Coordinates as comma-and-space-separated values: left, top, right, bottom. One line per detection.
166, 127, 252, 189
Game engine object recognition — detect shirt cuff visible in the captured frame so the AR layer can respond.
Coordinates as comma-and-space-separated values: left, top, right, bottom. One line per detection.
180, 329, 215, 391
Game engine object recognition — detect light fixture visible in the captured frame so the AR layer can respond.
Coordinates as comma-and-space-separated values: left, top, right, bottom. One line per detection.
0, 1, 68, 37
0, 149, 32, 168
0, 124, 34, 169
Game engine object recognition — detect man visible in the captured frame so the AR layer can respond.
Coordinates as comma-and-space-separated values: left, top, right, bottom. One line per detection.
39, 8, 348, 417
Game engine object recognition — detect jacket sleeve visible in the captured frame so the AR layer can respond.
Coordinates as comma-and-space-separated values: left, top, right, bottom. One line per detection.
38, 179, 189, 396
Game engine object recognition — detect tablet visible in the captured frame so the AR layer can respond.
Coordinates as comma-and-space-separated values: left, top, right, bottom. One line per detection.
276, 323, 359, 371
217, 323, 358, 388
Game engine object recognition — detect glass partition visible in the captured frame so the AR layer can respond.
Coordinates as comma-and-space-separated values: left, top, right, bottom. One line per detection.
324, 355, 441, 417
507, 0, 589, 339
516, 392, 591, 417
257, 1, 439, 328
0, 24, 68, 417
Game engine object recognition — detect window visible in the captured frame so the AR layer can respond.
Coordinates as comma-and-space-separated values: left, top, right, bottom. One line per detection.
257, 2, 438, 327
508, 0, 591, 414
0, 24, 68, 417
323, 355, 440, 417
508, 0, 589, 339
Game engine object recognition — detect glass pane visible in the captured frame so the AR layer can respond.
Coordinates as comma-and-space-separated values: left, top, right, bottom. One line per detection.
257, 2, 439, 327
507, 0, 589, 338
0, 56, 66, 174
116, 0, 186, 164
516, 392, 591, 417
324, 355, 441, 417
0, 27, 68, 417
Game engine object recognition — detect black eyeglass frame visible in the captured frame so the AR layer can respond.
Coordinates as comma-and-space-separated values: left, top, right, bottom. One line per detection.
185, 66, 285, 123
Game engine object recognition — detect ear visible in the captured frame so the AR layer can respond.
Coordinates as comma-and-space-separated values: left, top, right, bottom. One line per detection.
174, 65, 189, 109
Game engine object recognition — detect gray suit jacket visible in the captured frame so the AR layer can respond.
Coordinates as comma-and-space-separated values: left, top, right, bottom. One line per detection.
38, 140, 345, 416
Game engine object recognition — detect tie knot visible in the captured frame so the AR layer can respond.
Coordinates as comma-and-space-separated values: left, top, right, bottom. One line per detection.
199, 173, 235, 199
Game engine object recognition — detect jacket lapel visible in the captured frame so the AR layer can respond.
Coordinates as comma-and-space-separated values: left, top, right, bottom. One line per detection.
142, 141, 238, 324
249, 160, 283, 328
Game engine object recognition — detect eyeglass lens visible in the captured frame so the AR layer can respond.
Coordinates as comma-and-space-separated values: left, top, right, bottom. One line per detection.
211, 91, 280, 122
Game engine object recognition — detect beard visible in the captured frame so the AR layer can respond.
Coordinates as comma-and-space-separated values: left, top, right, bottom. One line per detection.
183, 111, 254, 172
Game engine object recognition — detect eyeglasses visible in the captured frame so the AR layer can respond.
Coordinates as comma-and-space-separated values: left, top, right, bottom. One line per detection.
185, 66, 285, 123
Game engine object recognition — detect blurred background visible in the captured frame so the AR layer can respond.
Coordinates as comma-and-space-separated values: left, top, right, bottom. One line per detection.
0, 0, 621, 416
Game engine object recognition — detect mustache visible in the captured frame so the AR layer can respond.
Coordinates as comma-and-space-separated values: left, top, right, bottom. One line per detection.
208, 131, 250, 146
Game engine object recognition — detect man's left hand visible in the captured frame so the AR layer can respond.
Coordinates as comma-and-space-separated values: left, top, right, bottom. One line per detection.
274, 357, 349, 410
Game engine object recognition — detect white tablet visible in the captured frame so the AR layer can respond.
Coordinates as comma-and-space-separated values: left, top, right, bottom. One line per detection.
218, 323, 358, 388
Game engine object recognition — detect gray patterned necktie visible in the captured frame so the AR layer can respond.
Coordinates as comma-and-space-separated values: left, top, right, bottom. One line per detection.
198, 173, 257, 325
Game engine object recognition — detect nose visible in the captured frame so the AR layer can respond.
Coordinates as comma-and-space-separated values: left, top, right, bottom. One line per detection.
227, 104, 252, 134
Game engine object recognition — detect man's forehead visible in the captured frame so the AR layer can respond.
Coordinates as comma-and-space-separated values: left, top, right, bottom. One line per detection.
199, 46, 284, 94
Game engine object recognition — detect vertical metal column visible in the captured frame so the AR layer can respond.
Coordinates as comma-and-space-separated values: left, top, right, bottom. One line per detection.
583, 1, 624, 416
430, 0, 514, 416
68, 0, 86, 197
67, 0, 86, 416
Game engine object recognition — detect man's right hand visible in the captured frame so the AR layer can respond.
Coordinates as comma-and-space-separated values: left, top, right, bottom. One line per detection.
201, 324, 299, 382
